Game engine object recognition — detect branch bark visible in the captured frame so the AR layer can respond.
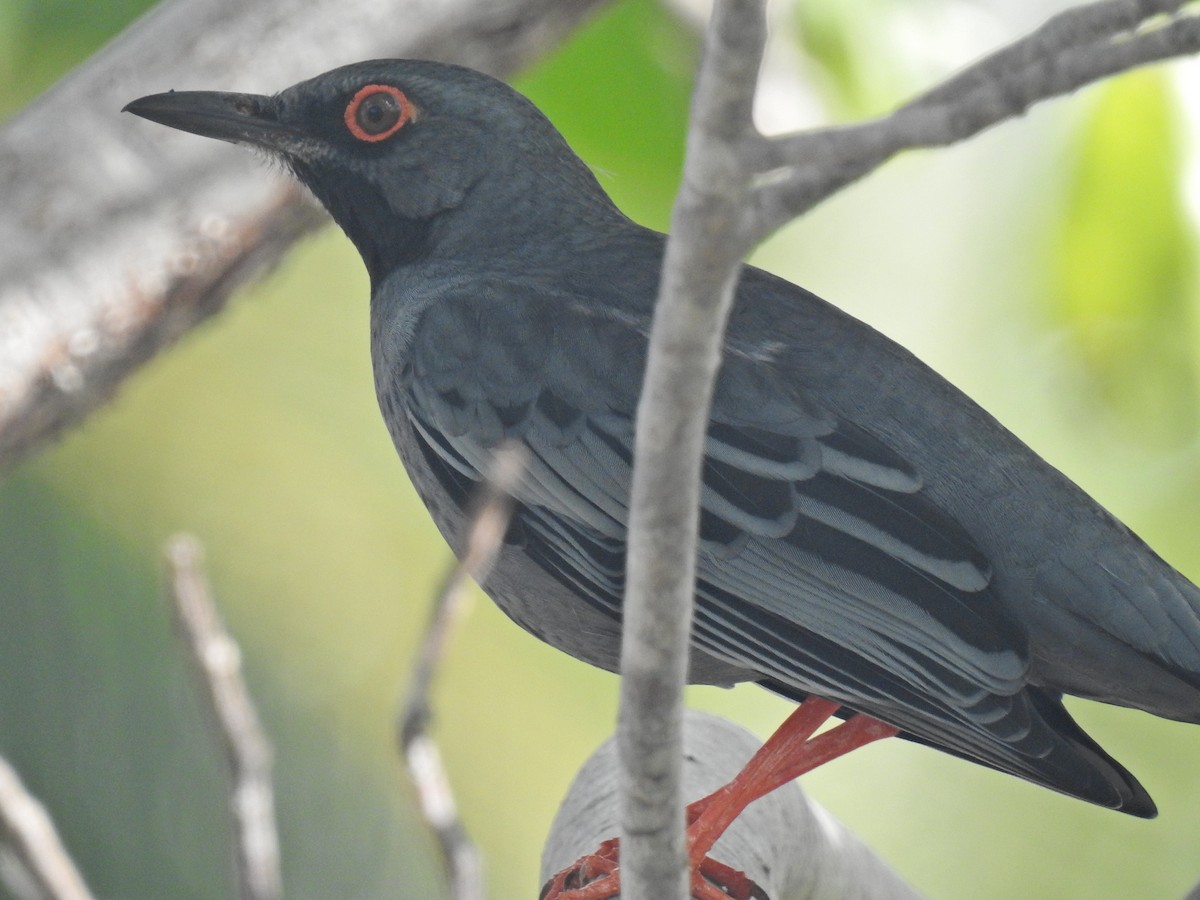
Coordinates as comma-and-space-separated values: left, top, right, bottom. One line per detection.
619, 3, 767, 897
0, 0, 612, 472
618, 1, 1200, 898
545, 711, 920, 900
165, 535, 281, 900
747, 0, 1200, 243
398, 443, 529, 900
0, 755, 94, 900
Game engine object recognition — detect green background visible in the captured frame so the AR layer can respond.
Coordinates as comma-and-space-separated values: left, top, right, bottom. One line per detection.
4, 1, 1200, 897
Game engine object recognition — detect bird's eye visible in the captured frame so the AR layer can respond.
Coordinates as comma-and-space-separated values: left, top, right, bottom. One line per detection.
344, 84, 414, 143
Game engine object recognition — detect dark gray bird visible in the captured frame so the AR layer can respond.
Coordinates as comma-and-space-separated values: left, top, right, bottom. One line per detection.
125, 58, 1200, 852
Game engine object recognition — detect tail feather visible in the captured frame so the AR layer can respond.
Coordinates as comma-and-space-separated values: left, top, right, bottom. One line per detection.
761, 679, 1157, 817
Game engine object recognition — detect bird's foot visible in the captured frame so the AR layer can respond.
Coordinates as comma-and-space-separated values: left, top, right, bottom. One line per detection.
539, 837, 767, 900
539, 838, 618, 899
541, 698, 897, 900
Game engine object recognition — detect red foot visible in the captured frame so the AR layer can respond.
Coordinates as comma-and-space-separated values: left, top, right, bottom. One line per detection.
539, 838, 620, 900
540, 840, 766, 900
541, 699, 899, 900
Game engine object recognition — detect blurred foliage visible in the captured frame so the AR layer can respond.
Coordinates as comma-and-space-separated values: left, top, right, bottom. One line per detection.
518, 0, 697, 230
795, 0, 915, 115
0, 477, 232, 898
1049, 69, 1199, 444
793, 0, 1000, 117
4, 1, 1200, 899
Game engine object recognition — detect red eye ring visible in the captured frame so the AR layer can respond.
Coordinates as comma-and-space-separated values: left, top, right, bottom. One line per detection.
344, 84, 414, 143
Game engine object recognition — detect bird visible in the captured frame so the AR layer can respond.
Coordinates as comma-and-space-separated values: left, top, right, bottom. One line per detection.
125, 59, 1200, 897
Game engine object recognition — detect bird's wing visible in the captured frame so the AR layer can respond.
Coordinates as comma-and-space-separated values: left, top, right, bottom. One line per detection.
400, 286, 1041, 751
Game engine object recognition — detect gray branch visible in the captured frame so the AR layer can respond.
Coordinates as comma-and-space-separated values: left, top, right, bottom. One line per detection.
165, 535, 281, 900
619, 3, 767, 897
543, 711, 921, 900
0, 755, 94, 900
618, 0, 1200, 898
746, 0, 1200, 244
398, 442, 529, 900
0, 0, 611, 472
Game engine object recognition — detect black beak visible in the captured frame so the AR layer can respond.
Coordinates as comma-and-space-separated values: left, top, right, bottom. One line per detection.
123, 90, 291, 150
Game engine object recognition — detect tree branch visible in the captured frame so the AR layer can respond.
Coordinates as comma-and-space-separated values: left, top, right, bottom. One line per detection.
165, 535, 282, 900
747, 0, 1200, 241
398, 442, 528, 900
0, 754, 94, 900
0, 0, 612, 472
619, 0, 1200, 898
619, 2, 768, 897
545, 711, 920, 900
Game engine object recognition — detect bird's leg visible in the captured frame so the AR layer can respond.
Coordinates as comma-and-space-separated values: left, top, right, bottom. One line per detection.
685, 699, 899, 866
541, 697, 899, 900
539, 839, 621, 900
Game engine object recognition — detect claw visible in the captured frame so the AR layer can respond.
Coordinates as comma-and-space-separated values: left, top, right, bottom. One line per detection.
540, 839, 620, 899
542, 700, 897, 900
694, 856, 769, 899
540, 839, 765, 900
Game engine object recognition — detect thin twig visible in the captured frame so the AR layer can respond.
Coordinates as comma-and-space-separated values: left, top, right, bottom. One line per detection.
165, 535, 282, 900
0, 754, 94, 900
747, 0, 1200, 242
397, 441, 529, 900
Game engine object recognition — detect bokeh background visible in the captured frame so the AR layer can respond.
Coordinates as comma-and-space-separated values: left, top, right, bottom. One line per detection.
5, 0, 1200, 897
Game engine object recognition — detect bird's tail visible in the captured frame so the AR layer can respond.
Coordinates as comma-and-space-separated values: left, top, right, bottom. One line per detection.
761, 679, 1157, 817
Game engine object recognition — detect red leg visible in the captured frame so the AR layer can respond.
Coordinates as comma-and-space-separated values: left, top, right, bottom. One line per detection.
681, 698, 840, 828
541, 698, 899, 900
686, 702, 899, 865
539, 839, 620, 900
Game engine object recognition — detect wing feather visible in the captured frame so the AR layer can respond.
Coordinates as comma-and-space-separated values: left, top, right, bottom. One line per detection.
402, 292, 1040, 773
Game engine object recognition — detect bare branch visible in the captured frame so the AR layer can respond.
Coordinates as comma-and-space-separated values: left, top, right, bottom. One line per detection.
0, 755, 94, 900
618, 0, 1200, 898
0, 0, 612, 472
165, 535, 282, 900
544, 712, 920, 900
398, 442, 529, 900
619, 2, 768, 898
748, 0, 1200, 240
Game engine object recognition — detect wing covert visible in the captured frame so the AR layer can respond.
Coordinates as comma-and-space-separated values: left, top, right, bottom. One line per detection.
399, 290, 1029, 743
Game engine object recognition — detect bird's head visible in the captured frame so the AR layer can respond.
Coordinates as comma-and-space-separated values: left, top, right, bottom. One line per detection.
125, 59, 618, 285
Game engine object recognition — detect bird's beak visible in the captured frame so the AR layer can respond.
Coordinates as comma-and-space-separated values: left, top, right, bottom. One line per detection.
123, 90, 291, 150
